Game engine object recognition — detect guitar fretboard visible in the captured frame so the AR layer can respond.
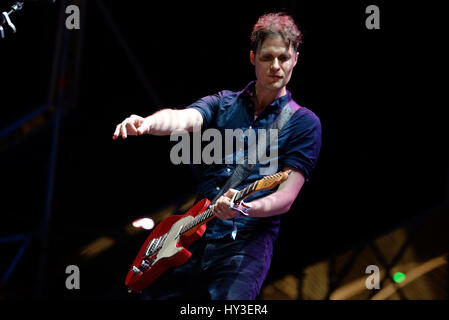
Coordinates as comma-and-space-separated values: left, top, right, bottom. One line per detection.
179, 180, 259, 235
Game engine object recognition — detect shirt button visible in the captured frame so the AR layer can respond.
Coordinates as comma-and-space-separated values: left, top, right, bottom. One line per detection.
216, 186, 220, 191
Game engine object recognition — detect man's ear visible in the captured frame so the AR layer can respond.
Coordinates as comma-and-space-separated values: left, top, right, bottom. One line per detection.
293, 51, 299, 67
250, 50, 255, 66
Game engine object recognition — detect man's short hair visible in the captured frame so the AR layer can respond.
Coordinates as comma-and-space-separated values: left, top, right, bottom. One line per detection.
250, 12, 303, 53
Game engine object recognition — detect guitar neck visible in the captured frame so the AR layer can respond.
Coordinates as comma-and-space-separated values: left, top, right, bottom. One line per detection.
179, 181, 259, 235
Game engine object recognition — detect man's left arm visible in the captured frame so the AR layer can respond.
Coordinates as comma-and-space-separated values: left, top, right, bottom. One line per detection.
212, 167, 305, 219
213, 108, 322, 220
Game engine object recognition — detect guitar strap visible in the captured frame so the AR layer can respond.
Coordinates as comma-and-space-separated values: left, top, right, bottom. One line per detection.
210, 98, 301, 205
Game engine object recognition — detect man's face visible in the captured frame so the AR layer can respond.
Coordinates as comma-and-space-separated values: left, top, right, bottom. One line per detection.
250, 35, 298, 93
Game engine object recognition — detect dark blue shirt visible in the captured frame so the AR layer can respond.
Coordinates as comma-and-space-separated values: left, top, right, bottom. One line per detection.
186, 81, 322, 240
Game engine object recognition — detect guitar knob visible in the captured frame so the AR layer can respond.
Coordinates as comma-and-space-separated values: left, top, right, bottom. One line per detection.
140, 260, 151, 269
131, 266, 141, 274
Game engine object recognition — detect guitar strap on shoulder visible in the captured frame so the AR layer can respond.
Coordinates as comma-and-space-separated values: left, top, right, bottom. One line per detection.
210, 99, 301, 205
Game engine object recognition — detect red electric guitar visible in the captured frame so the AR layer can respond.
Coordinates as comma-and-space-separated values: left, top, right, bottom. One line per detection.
125, 170, 291, 293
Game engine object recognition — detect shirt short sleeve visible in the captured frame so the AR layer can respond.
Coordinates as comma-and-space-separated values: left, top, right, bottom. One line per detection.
185, 92, 223, 128
280, 107, 322, 181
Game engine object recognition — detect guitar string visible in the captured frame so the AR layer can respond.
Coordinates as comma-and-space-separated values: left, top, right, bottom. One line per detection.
145, 172, 282, 255
179, 179, 259, 235
179, 172, 284, 235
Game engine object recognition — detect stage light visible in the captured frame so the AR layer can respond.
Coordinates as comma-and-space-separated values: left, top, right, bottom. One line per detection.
393, 272, 406, 283
132, 218, 155, 230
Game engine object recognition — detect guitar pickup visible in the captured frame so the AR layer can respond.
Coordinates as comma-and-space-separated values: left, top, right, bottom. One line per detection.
146, 237, 161, 256
157, 234, 168, 249
144, 238, 157, 258
152, 237, 161, 251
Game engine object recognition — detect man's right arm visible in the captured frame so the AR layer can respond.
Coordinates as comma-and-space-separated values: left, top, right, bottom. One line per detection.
112, 108, 203, 139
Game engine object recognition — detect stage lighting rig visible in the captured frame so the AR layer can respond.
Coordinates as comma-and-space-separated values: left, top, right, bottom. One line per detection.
1, 0, 56, 39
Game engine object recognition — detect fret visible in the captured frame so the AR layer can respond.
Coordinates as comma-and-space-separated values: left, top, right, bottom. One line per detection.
234, 188, 248, 204
180, 207, 213, 235
234, 180, 258, 204
251, 181, 257, 192
180, 186, 254, 236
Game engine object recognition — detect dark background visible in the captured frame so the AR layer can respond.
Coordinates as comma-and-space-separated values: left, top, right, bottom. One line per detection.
0, 0, 447, 299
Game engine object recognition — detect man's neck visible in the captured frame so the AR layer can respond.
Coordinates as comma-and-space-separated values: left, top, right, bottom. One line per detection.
253, 82, 287, 115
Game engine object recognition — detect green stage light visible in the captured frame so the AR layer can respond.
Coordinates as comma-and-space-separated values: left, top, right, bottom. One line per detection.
393, 272, 406, 283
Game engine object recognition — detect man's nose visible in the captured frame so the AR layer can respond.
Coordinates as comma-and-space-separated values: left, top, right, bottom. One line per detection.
271, 58, 280, 70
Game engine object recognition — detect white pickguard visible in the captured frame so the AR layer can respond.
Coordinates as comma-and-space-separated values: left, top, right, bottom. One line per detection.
153, 215, 195, 264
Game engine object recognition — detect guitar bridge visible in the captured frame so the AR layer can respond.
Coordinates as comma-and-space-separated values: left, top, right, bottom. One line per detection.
144, 233, 168, 258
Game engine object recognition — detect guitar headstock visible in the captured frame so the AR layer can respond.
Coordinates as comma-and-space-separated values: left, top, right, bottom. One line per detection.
255, 170, 291, 191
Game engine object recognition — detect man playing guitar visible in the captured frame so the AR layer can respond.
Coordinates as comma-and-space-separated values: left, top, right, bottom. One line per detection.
112, 12, 321, 300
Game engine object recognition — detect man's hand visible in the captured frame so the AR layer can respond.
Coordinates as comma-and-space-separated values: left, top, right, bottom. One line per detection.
212, 189, 241, 220
112, 114, 153, 139
214, 168, 305, 220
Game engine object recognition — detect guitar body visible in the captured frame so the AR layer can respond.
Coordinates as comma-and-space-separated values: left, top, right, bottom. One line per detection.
125, 198, 211, 293
124, 170, 290, 293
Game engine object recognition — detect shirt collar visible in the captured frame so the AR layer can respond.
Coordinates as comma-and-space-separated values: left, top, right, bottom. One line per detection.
240, 80, 292, 112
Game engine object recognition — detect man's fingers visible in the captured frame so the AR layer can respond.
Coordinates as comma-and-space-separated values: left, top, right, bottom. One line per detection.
212, 197, 237, 220
216, 196, 229, 209
224, 189, 237, 198
112, 124, 121, 139
112, 115, 146, 139
137, 122, 148, 135
121, 120, 128, 139
126, 121, 138, 135
213, 203, 226, 214
137, 118, 152, 135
